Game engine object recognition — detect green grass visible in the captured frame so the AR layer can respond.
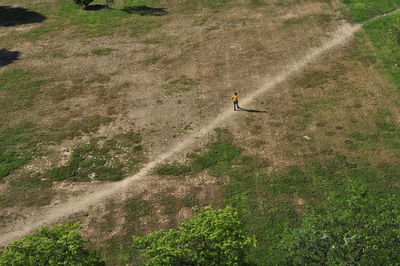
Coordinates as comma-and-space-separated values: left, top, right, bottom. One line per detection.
0, 0, 163, 42
0, 68, 45, 113
46, 131, 144, 182
0, 68, 42, 91
0, 123, 47, 179
91, 48, 112, 56
155, 164, 192, 176
294, 70, 329, 88
98, 195, 151, 265
276, 0, 301, 7
99, 189, 202, 265
363, 13, 400, 89
21, 23, 62, 41
182, 0, 229, 12
98, 188, 202, 265
143, 55, 161, 65
283, 14, 333, 27
123, 0, 159, 7
342, 0, 400, 22
101, 238, 136, 265
182, 194, 197, 208
59, 0, 162, 37
0, 106, 114, 183
51, 115, 113, 140
282, 16, 309, 27
249, 0, 268, 8
155, 135, 291, 264
155, 127, 400, 264
125, 195, 152, 221
156, 135, 241, 177
161, 76, 198, 95
52, 49, 69, 58
163, 194, 182, 215
0, 176, 52, 207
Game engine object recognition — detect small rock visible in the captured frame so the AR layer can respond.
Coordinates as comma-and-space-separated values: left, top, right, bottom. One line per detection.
303, 135, 311, 141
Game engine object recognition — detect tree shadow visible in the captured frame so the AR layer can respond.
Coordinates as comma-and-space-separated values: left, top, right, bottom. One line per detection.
121, 5, 168, 16
0, 49, 20, 67
84, 4, 107, 11
0, 6, 46, 27
237, 107, 268, 113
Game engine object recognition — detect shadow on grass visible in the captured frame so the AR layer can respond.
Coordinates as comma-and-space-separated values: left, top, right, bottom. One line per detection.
122, 5, 168, 16
0, 49, 20, 67
0, 6, 46, 27
237, 107, 268, 113
84, 4, 108, 11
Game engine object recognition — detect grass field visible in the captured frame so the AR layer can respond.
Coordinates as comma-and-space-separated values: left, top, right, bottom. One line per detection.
1, 0, 400, 264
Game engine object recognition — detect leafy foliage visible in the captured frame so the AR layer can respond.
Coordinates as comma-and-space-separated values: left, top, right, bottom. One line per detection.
283, 185, 400, 265
0, 223, 105, 265
133, 206, 255, 265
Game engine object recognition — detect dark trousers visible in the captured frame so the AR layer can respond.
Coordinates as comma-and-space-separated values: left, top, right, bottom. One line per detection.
233, 100, 239, 110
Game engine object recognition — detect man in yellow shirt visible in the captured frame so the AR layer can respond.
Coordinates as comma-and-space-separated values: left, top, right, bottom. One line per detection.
232, 92, 240, 111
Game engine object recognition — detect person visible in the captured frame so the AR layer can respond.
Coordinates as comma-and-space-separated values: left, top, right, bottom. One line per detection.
232, 92, 240, 111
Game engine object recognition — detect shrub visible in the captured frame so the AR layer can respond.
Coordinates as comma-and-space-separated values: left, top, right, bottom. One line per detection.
283, 184, 400, 265
133, 206, 255, 265
0, 223, 105, 265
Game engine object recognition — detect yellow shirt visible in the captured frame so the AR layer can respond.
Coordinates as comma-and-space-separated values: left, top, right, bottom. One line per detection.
232, 95, 238, 101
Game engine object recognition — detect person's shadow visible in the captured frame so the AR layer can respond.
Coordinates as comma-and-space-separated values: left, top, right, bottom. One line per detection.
237, 107, 267, 113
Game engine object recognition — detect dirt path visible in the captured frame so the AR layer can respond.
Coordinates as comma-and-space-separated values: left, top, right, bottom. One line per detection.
0, 21, 364, 246
366, 8, 400, 23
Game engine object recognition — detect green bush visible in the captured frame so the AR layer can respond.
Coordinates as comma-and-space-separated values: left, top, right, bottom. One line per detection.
283, 185, 400, 265
133, 206, 255, 265
0, 223, 105, 265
